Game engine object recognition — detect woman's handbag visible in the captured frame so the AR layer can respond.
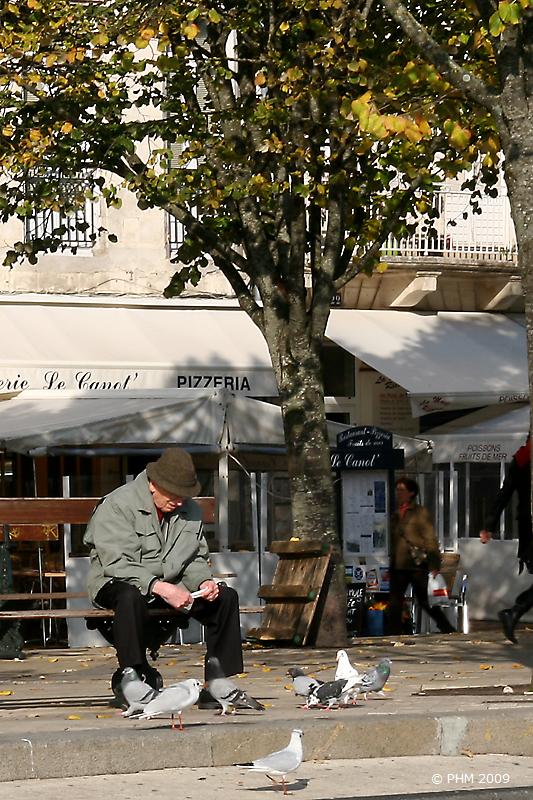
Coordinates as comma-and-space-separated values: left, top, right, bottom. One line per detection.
427, 572, 449, 606
409, 544, 428, 566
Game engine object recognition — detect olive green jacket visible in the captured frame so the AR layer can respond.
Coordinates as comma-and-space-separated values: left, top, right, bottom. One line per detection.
83, 471, 212, 603
390, 503, 442, 572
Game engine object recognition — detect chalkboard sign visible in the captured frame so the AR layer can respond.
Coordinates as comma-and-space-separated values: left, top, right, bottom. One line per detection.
346, 582, 366, 634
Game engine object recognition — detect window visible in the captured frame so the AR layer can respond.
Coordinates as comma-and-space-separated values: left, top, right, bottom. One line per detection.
24, 169, 98, 252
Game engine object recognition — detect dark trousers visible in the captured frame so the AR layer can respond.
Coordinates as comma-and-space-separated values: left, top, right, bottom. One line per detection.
515, 582, 533, 615
94, 580, 244, 679
388, 568, 456, 635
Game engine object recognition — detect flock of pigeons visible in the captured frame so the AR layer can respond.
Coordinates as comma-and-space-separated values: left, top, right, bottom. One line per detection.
118, 650, 392, 793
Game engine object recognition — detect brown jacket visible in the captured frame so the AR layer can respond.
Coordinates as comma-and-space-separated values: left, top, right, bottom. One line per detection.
390, 503, 441, 572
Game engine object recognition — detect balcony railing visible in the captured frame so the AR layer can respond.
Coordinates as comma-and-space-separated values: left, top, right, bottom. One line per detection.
383, 189, 518, 263
24, 172, 97, 252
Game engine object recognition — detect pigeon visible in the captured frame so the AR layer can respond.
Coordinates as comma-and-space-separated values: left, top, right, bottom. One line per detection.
307, 678, 348, 709
120, 666, 160, 717
359, 658, 392, 699
237, 728, 304, 795
334, 650, 363, 704
335, 649, 359, 681
287, 667, 324, 706
138, 678, 202, 730
206, 656, 265, 715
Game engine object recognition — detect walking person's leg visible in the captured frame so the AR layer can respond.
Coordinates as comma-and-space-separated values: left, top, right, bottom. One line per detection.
387, 570, 411, 635
499, 582, 533, 643
411, 571, 456, 633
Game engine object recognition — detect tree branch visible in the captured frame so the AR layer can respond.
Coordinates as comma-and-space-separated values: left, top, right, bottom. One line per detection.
379, 0, 502, 119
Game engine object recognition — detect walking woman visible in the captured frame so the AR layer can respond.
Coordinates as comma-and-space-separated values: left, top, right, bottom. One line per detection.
387, 476, 455, 635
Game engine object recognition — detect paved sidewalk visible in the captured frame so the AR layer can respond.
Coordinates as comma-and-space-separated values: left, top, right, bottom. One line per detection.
1, 624, 533, 782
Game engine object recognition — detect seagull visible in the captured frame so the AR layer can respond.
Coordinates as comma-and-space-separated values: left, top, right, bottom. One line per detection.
237, 728, 304, 795
359, 658, 392, 699
206, 656, 265, 715
120, 666, 160, 718
138, 678, 202, 730
307, 678, 348, 709
287, 666, 324, 707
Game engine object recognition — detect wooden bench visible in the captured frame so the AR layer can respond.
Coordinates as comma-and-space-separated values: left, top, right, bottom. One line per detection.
0, 497, 262, 644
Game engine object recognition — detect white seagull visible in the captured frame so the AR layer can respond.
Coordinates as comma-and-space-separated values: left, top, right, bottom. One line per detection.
138, 678, 202, 730
237, 728, 304, 794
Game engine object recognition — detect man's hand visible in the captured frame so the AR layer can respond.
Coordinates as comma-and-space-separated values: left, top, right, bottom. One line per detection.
151, 580, 193, 610
479, 530, 492, 544
198, 579, 219, 602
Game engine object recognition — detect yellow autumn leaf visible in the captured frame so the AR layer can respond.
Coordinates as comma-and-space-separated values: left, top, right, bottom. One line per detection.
255, 72, 267, 87
27, 0, 41, 8
479, 664, 494, 670
236, 672, 247, 678
284, 684, 293, 691
183, 23, 199, 39
95, 714, 114, 718
2, 126, 15, 138
28, 129, 41, 142
376, 262, 389, 274
262, 667, 273, 672
48, 657, 59, 662
66, 714, 81, 720
0, 690, 13, 696
512, 663, 524, 668
61, 122, 73, 134
279, 21, 289, 32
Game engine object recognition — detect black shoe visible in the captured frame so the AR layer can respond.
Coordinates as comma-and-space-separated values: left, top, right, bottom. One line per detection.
498, 608, 519, 644
111, 668, 127, 709
197, 688, 222, 710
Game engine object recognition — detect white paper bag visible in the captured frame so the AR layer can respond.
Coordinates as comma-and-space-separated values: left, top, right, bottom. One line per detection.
427, 572, 449, 606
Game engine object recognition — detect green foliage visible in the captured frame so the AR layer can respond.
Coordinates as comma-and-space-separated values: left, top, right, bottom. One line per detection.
0, 0, 499, 307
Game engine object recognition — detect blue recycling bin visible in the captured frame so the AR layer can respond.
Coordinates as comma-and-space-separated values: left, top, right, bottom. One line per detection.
365, 608, 385, 636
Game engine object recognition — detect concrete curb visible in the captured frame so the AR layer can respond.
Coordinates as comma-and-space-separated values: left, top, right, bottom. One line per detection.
3, 709, 533, 783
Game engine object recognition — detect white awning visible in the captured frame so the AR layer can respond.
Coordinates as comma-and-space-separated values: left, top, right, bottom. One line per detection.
424, 404, 529, 463
0, 390, 347, 454
326, 310, 527, 416
0, 296, 277, 396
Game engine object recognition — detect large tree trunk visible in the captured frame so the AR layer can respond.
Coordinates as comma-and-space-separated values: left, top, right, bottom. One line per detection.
497, 56, 533, 531
262, 302, 348, 647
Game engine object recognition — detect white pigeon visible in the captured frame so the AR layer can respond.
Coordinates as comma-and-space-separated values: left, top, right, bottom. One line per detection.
138, 678, 202, 730
237, 728, 304, 795
120, 667, 160, 718
206, 656, 265, 715
335, 649, 363, 704
335, 649, 359, 681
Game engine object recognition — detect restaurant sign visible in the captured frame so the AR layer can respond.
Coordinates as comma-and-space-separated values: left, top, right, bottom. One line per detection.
0, 367, 279, 395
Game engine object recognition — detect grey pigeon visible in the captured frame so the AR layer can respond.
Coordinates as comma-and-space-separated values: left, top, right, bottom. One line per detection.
206, 656, 265, 715
138, 678, 202, 730
359, 658, 391, 699
237, 728, 304, 795
120, 666, 160, 718
287, 667, 324, 707
307, 678, 348, 709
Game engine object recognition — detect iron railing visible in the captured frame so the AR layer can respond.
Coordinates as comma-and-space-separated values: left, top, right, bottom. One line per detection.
24, 172, 97, 251
382, 188, 518, 262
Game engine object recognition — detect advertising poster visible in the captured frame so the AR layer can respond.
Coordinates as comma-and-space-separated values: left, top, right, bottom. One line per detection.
342, 471, 389, 556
